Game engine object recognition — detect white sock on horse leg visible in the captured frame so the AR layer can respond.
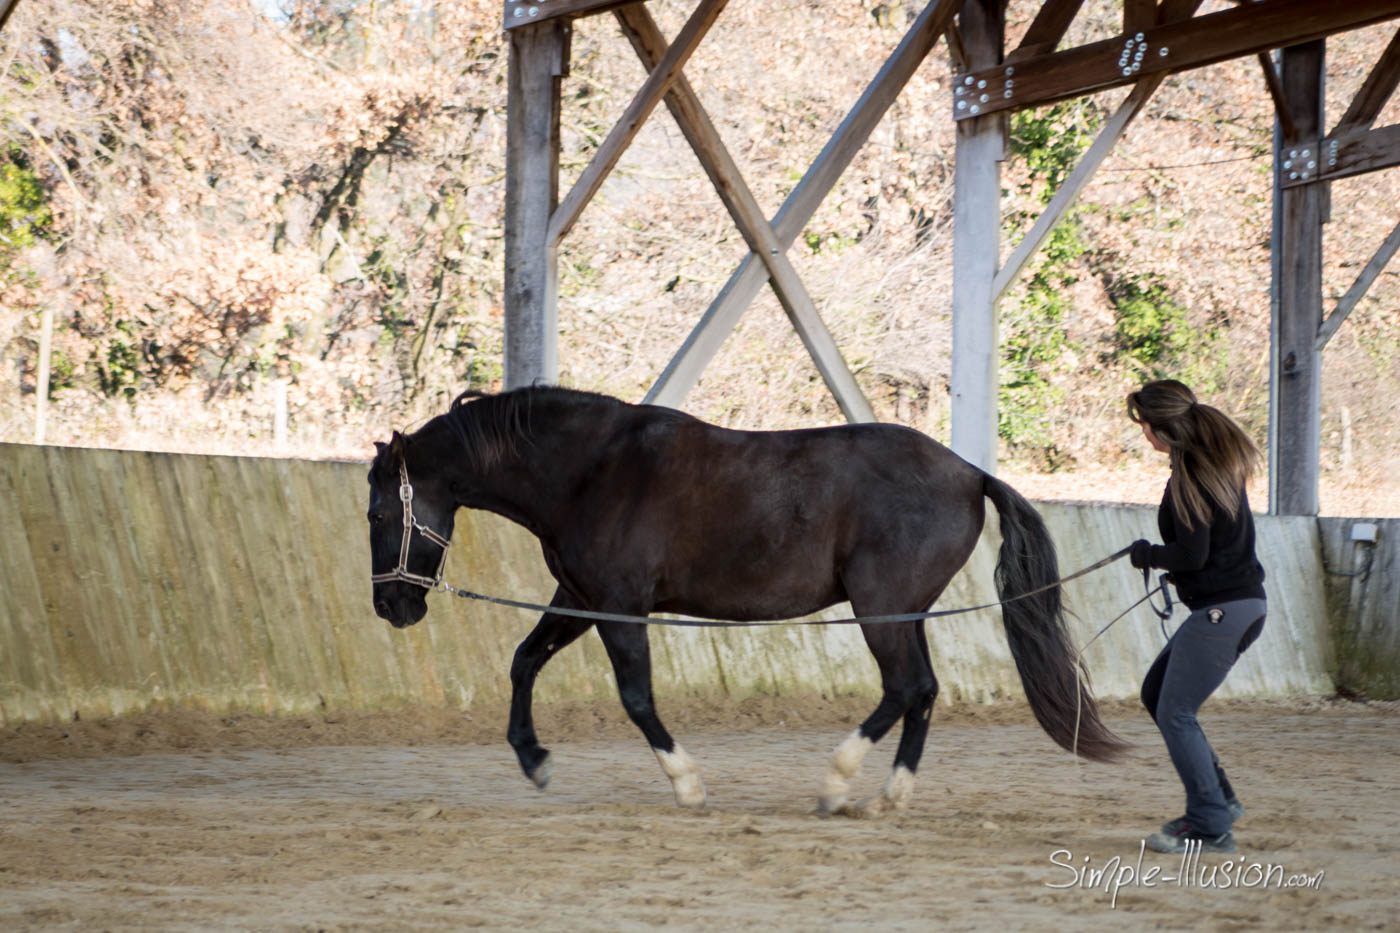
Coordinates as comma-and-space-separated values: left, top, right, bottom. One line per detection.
655, 745, 707, 808
880, 764, 916, 810
820, 729, 873, 812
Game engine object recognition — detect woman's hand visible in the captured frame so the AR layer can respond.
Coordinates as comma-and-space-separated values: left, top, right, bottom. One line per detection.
1130, 539, 1154, 569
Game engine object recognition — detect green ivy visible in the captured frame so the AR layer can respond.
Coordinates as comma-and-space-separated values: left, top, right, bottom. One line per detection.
364, 241, 412, 339
48, 349, 77, 394
465, 352, 503, 390
1008, 101, 1099, 207
1111, 275, 1186, 369
803, 230, 858, 255
1107, 272, 1224, 392
997, 102, 1100, 463
97, 320, 141, 400
999, 225, 1080, 454
0, 152, 52, 262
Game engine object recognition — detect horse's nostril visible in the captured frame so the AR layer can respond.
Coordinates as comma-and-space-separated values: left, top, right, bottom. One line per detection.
374, 598, 391, 618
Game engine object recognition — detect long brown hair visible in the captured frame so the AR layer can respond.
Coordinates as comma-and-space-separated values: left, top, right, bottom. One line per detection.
1126, 379, 1259, 529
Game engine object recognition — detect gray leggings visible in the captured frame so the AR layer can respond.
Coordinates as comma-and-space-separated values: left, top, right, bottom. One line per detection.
1140, 598, 1266, 836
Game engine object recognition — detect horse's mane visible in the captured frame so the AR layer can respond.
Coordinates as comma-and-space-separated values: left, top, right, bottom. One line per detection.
442, 385, 623, 472
370, 386, 625, 479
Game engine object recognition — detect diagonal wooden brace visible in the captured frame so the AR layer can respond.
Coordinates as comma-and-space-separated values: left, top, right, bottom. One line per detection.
615, 5, 874, 422
644, 0, 968, 410
547, 0, 728, 247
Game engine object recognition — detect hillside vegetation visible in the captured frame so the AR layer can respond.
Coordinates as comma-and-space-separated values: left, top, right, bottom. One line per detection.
1, 0, 1397, 514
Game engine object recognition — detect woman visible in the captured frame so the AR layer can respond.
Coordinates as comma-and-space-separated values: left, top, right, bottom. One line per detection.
1126, 379, 1267, 856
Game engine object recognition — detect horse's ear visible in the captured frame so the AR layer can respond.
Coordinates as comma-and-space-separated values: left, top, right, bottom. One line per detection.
370, 440, 392, 483
389, 431, 407, 460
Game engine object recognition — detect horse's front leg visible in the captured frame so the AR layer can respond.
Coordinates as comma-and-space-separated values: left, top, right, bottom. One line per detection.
507, 588, 593, 789
596, 620, 707, 809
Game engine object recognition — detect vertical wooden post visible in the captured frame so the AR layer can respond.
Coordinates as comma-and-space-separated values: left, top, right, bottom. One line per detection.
950, 0, 1004, 472
1269, 41, 1325, 515
1124, 0, 1156, 35
503, 20, 569, 390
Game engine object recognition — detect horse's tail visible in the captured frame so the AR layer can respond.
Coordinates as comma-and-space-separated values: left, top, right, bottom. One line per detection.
981, 474, 1128, 763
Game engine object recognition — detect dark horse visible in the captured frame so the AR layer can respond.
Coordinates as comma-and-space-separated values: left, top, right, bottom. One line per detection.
368, 386, 1124, 814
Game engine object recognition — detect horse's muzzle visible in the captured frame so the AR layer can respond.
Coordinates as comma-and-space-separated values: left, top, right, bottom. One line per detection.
374, 588, 428, 628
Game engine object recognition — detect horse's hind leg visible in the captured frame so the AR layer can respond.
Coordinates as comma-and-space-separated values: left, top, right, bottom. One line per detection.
596, 621, 707, 808
508, 588, 594, 788
858, 623, 939, 817
819, 620, 936, 817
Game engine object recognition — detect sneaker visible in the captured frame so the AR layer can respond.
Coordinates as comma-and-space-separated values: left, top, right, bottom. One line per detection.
1146, 824, 1237, 855
1160, 797, 1244, 836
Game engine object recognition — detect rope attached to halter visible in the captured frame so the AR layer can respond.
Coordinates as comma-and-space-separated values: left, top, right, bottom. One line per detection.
436, 546, 1135, 628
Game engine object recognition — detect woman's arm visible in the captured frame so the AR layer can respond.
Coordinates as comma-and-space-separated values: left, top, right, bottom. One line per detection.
1135, 509, 1211, 573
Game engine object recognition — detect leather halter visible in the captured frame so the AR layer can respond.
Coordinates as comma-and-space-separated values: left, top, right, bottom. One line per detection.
369, 461, 452, 590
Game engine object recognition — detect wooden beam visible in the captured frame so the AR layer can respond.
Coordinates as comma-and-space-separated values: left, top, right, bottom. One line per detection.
1125, 0, 1157, 36
946, 23, 969, 70
614, 5, 874, 422
503, 21, 569, 389
1316, 217, 1400, 350
1258, 52, 1301, 142
1332, 25, 1400, 136
993, 75, 1163, 303
1269, 39, 1326, 516
0, 0, 22, 33
1326, 121, 1400, 177
503, 0, 627, 31
645, 0, 968, 409
1156, 0, 1205, 25
1006, 0, 1084, 62
547, 0, 728, 247
1282, 122, 1400, 187
950, 0, 1004, 472
953, 0, 1400, 122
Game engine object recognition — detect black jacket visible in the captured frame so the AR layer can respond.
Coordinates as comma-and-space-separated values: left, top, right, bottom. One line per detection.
1144, 481, 1266, 610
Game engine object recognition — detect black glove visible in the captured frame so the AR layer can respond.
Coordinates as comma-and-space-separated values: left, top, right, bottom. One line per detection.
1129, 538, 1153, 570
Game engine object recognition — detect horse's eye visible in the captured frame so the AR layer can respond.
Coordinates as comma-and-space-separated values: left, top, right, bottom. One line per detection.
367, 512, 383, 526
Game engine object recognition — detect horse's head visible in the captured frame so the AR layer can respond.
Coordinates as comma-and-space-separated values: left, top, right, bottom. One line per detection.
367, 431, 458, 628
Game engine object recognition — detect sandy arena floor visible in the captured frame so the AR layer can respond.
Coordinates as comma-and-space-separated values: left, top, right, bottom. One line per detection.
1, 697, 1396, 932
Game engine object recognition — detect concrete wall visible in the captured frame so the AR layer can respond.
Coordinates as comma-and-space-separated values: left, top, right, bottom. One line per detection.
1, 443, 1335, 725
1319, 517, 1400, 698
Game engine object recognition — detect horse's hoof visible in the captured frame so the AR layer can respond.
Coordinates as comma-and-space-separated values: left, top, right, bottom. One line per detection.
655, 745, 706, 808
671, 769, 707, 809
527, 753, 552, 790
675, 785, 707, 809
815, 795, 845, 817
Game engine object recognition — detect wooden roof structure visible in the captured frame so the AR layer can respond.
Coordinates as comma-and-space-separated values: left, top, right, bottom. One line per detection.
3, 0, 1398, 514
500, 0, 1400, 515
